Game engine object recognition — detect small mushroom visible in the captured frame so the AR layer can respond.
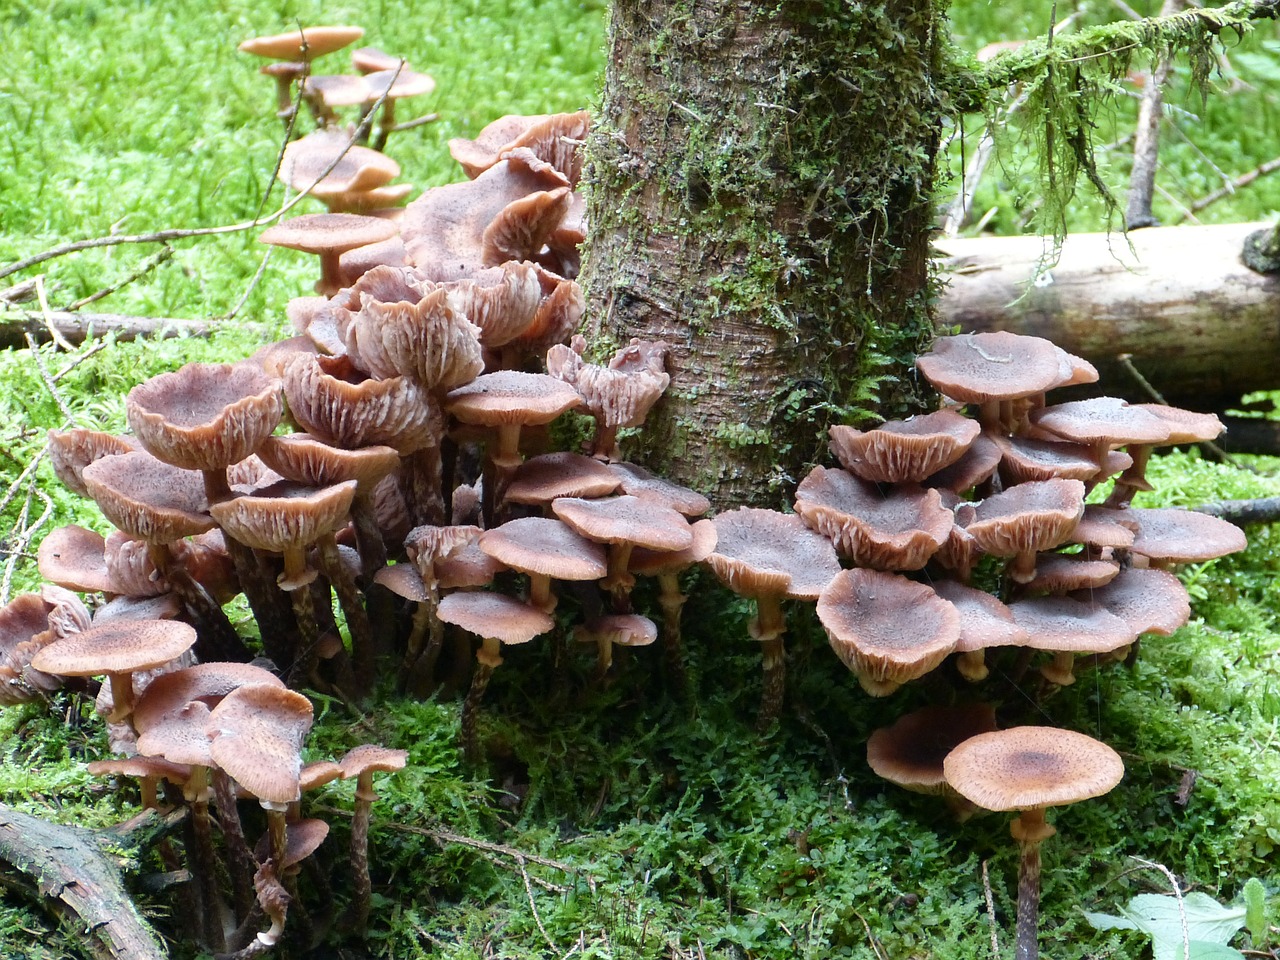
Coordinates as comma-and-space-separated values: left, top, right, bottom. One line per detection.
337, 744, 408, 934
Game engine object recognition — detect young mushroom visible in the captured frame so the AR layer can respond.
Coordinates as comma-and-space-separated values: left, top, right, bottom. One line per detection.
337, 744, 408, 934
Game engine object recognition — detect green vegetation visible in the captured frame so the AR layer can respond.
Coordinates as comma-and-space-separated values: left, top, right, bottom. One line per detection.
1, 1, 1279, 958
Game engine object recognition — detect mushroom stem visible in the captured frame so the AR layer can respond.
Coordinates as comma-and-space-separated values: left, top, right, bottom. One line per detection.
1039, 651, 1077, 687
351, 489, 388, 578
212, 767, 257, 922
528, 573, 556, 614
316, 251, 343, 297
656, 571, 689, 697
105, 673, 136, 725
286, 579, 321, 689
316, 533, 375, 698
956, 649, 990, 682
186, 767, 227, 952
1010, 807, 1055, 960
460, 639, 502, 763
605, 543, 636, 612
348, 772, 377, 934
750, 592, 787, 730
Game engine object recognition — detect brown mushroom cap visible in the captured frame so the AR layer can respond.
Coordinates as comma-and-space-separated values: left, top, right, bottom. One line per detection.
943, 726, 1124, 813
932, 580, 1028, 653
281, 131, 401, 197
829, 409, 980, 484
446, 371, 582, 428
253, 818, 331, 869
31, 619, 196, 677
607, 461, 711, 517
1028, 397, 1172, 450
963, 478, 1085, 578
132, 662, 284, 737
706, 508, 841, 601
338, 743, 409, 782
575, 614, 658, 648
816, 569, 960, 695
916, 332, 1091, 404
448, 112, 590, 183
867, 703, 999, 795
300, 73, 374, 108
363, 67, 436, 102
46, 429, 137, 497
992, 434, 1107, 486
794, 467, 952, 571
552, 495, 694, 553
209, 480, 357, 556
630, 518, 718, 575
82, 451, 215, 544
478, 517, 607, 582
38, 524, 114, 594
922, 431, 1003, 494
351, 46, 402, 74
1006, 595, 1136, 654
505, 452, 621, 505
257, 434, 399, 489
260, 213, 399, 258
437, 591, 554, 644
135, 700, 217, 768
1022, 553, 1120, 594
0, 591, 81, 705
238, 26, 365, 62
344, 286, 484, 391
205, 684, 314, 805
1125, 507, 1248, 564
1075, 566, 1190, 636
126, 363, 284, 473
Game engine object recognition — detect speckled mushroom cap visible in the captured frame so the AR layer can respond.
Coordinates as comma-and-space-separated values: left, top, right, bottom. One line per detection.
630, 518, 718, 576
828, 409, 980, 484
338, 743, 408, 782
1131, 404, 1225, 445
607, 462, 711, 517
281, 131, 401, 197
478, 517, 607, 582
794, 467, 952, 571
31, 619, 196, 678
284, 354, 443, 455
1028, 397, 1172, 450
992, 434, 1106, 486
257, 434, 399, 489
963, 478, 1085, 560
205, 684, 315, 805
1072, 505, 1139, 550
437, 591, 554, 644
706, 508, 841, 601
126, 363, 283, 474
867, 703, 999, 794
238, 25, 365, 61
261, 213, 399, 258
916, 332, 1092, 404
344, 286, 484, 391
816, 569, 960, 695
1022, 554, 1120, 594
931, 580, 1028, 654
82, 452, 215, 543
0, 591, 82, 705
552, 495, 694, 553
1075, 566, 1190, 636
1006, 595, 1135, 654
922, 432, 1002, 494
546, 336, 672, 432
135, 700, 217, 767
506, 452, 621, 505
132, 661, 285, 734
447, 371, 581, 429
209, 480, 357, 555
371, 563, 429, 602
943, 726, 1124, 813
1125, 507, 1248, 564
38, 524, 114, 594
46, 429, 137, 498
448, 111, 590, 183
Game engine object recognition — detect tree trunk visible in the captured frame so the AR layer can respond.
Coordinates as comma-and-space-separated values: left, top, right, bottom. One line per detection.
936, 221, 1280, 411
581, 0, 945, 507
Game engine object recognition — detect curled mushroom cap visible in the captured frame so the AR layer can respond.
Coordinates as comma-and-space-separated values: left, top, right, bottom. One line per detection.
943, 726, 1124, 813
706, 508, 841, 601
238, 26, 365, 62
0, 589, 89, 705
816, 569, 959, 696
206, 684, 315, 805
209, 481, 357, 579
257, 434, 399, 489
46, 429, 137, 497
82, 452, 214, 543
344, 286, 484, 391
127, 363, 284, 474
448, 112, 590, 184
828, 409, 980, 484
505, 452, 621, 506
132, 661, 285, 734
38, 524, 113, 594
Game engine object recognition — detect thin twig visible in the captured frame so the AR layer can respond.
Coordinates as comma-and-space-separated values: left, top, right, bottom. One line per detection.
516, 852, 559, 954
389, 112, 440, 133
1173, 155, 1280, 222
1125, 0, 1184, 230
1129, 857, 1191, 960
24, 334, 75, 423
982, 859, 1001, 960
52, 340, 111, 384
62, 245, 174, 313
33, 276, 75, 352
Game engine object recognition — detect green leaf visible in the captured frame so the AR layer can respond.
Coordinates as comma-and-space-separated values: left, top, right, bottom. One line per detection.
1085, 893, 1247, 960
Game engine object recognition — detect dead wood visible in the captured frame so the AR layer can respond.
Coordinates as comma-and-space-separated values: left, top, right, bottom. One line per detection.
1192, 496, 1280, 525
0, 308, 216, 346
0, 803, 170, 960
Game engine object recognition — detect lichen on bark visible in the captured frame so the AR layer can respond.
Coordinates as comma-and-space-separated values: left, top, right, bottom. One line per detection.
580, 0, 948, 507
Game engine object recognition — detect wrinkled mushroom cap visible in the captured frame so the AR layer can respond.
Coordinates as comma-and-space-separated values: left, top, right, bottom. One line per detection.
209, 480, 357, 555
829, 409, 980, 484
964, 478, 1085, 559
205, 684, 315, 805
46, 429, 137, 498
943, 726, 1124, 812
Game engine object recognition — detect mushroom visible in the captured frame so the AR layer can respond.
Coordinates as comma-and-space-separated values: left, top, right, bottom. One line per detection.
828, 408, 980, 484
944, 727, 1124, 960
573, 613, 658, 683
962, 478, 1086, 584
337, 744, 408, 934
259, 213, 399, 297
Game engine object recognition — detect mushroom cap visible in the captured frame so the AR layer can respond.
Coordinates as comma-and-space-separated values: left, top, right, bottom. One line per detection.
209, 480, 357, 555
363, 67, 436, 101
505, 452, 621, 505
478, 517, 607, 582
206, 684, 315, 805
794, 467, 952, 571
284, 354, 443, 455
552, 495, 694, 552
447, 370, 582, 428
350, 46, 402, 74
867, 703, 999, 794
133, 661, 285, 734
127, 363, 283, 473
931, 580, 1028, 653
253, 818, 331, 869
1131, 404, 1224, 445
38, 524, 114, 594
448, 111, 589, 183
992, 433, 1106, 486
46, 429, 137, 497
87, 755, 192, 786
1006, 595, 1136, 654
300, 73, 374, 108
1072, 505, 1139, 550
238, 25, 365, 62
706, 507, 841, 601
260, 213, 399, 257
828, 409, 980, 484
92, 594, 182, 626
82, 451, 214, 543
1076, 566, 1190, 636
1126, 507, 1248, 564
630, 518, 718, 575
437, 591, 554, 644
964, 478, 1085, 559
448, 114, 551, 178
1022, 553, 1120, 594
916, 332, 1091, 404
344, 286, 484, 391
922, 431, 1003, 494
1028, 397, 1172, 449
257, 434, 399, 489
943, 726, 1124, 813
338, 743, 408, 780
281, 130, 401, 197
135, 700, 217, 768
404, 524, 483, 576
607, 461, 711, 517
443, 261, 543, 349
575, 614, 658, 648
300, 760, 345, 792
371, 563, 428, 602
437, 542, 506, 590
816, 569, 959, 693
0, 591, 81, 704
31, 619, 196, 677
547, 337, 671, 431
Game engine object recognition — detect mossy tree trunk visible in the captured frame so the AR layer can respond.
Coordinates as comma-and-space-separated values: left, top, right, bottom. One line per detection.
580, 0, 946, 507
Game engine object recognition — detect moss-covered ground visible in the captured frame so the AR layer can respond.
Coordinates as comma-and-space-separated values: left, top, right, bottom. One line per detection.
1, 0, 1278, 957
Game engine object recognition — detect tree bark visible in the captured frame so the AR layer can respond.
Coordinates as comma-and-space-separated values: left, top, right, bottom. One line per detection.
581, 0, 945, 507
935, 221, 1280, 411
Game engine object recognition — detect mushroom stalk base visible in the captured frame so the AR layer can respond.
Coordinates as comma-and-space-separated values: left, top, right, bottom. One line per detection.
460, 661, 497, 764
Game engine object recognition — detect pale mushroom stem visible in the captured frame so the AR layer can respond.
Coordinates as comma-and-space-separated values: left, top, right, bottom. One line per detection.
1010, 807, 1056, 960
956, 649, 990, 683
528, 573, 557, 614
750, 591, 787, 730
348, 772, 378, 934
461, 637, 502, 763
316, 251, 343, 297
656, 571, 689, 696
106, 673, 136, 725
590, 420, 621, 462
605, 543, 637, 612
1040, 651, 1077, 686
1105, 443, 1154, 508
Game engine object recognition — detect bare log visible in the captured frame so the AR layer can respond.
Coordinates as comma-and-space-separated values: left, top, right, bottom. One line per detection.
936, 221, 1280, 411
0, 804, 169, 960
1193, 497, 1280, 525
0, 308, 215, 346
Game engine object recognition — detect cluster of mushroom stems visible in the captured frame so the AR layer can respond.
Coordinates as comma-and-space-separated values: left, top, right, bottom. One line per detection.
0, 21, 1252, 958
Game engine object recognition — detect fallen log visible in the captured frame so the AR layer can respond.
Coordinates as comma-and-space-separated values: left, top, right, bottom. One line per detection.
0, 803, 169, 960
936, 221, 1280, 412
0, 308, 215, 347
1193, 496, 1280, 525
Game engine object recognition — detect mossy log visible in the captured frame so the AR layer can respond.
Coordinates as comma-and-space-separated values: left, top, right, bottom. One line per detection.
0, 804, 168, 960
936, 221, 1280, 412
